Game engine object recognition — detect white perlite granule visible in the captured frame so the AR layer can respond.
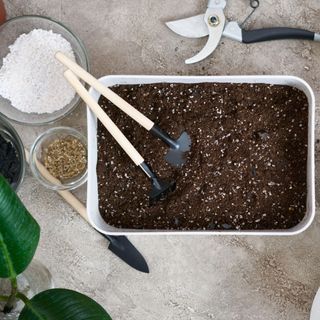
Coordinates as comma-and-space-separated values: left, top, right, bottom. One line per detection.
0, 29, 76, 114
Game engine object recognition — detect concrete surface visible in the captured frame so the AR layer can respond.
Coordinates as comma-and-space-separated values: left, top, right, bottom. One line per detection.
3, 0, 320, 319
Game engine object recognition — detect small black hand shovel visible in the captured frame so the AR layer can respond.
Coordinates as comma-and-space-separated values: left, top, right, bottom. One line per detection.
55, 52, 191, 167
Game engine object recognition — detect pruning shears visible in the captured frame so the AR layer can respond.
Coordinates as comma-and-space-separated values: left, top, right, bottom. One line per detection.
166, 0, 320, 64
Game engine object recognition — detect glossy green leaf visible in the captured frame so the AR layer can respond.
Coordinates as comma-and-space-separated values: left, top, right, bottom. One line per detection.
0, 175, 40, 278
19, 288, 112, 320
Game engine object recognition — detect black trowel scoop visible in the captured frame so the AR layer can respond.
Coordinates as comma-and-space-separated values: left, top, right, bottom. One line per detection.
150, 125, 191, 167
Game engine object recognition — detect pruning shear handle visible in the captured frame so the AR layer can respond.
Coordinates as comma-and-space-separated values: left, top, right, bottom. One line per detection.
242, 27, 319, 43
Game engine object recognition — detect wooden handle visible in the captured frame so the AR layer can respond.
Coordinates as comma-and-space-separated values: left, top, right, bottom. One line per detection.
55, 51, 154, 131
25, 149, 88, 222
64, 69, 144, 166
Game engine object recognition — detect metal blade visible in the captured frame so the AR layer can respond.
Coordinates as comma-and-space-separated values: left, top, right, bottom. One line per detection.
165, 132, 192, 167
103, 234, 149, 273
165, 149, 185, 167
177, 131, 192, 152
186, 8, 225, 64
310, 288, 320, 320
166, 14, 208, 38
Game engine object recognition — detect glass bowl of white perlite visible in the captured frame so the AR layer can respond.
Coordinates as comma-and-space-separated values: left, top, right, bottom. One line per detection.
0, 15, 89, 125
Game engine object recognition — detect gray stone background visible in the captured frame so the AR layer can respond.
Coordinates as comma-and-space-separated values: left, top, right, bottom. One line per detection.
3, 0, 320, 319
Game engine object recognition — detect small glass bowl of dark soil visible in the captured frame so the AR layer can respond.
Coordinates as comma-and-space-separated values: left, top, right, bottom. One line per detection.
29, 127, 87, 190
0, 114, 25, 191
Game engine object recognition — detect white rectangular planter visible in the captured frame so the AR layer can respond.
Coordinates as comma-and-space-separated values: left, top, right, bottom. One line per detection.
87, 75, 315, 236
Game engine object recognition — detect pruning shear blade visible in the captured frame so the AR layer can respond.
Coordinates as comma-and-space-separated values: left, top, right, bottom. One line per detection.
185, 8, 225, 64
166, 14, 208, 39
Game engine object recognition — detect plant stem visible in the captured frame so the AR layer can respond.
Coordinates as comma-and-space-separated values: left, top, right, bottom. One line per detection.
16, 291, 30, 304
0, 295, 9, 302
15, 292, 29, 304
3, 277, 17, 314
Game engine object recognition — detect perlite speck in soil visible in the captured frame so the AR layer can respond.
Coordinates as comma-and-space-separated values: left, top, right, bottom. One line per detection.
0, 29, 76, 114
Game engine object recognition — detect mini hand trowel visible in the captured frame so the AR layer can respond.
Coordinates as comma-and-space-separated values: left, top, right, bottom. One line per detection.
24, 149, 150, 274
55, 52, 191, 167
166, 0, 320, 64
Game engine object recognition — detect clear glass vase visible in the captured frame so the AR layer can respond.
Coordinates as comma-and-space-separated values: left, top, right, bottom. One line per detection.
0, 260, 54, 319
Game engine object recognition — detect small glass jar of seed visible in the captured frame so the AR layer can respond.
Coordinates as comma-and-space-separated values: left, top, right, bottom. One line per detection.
30, 127, 87, 190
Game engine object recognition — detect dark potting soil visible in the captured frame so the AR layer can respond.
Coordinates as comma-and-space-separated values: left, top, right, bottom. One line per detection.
97, 83, 308, 230
0, 134, 20, 187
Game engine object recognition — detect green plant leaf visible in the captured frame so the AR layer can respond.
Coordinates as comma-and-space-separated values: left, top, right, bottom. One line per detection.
18, 289, 112, 320
0, 175, 40, 278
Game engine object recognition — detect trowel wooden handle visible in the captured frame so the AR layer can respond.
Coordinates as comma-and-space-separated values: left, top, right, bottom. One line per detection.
64, 70, 144, 166
55, 52, 154, 131
24, 149, 88, 222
